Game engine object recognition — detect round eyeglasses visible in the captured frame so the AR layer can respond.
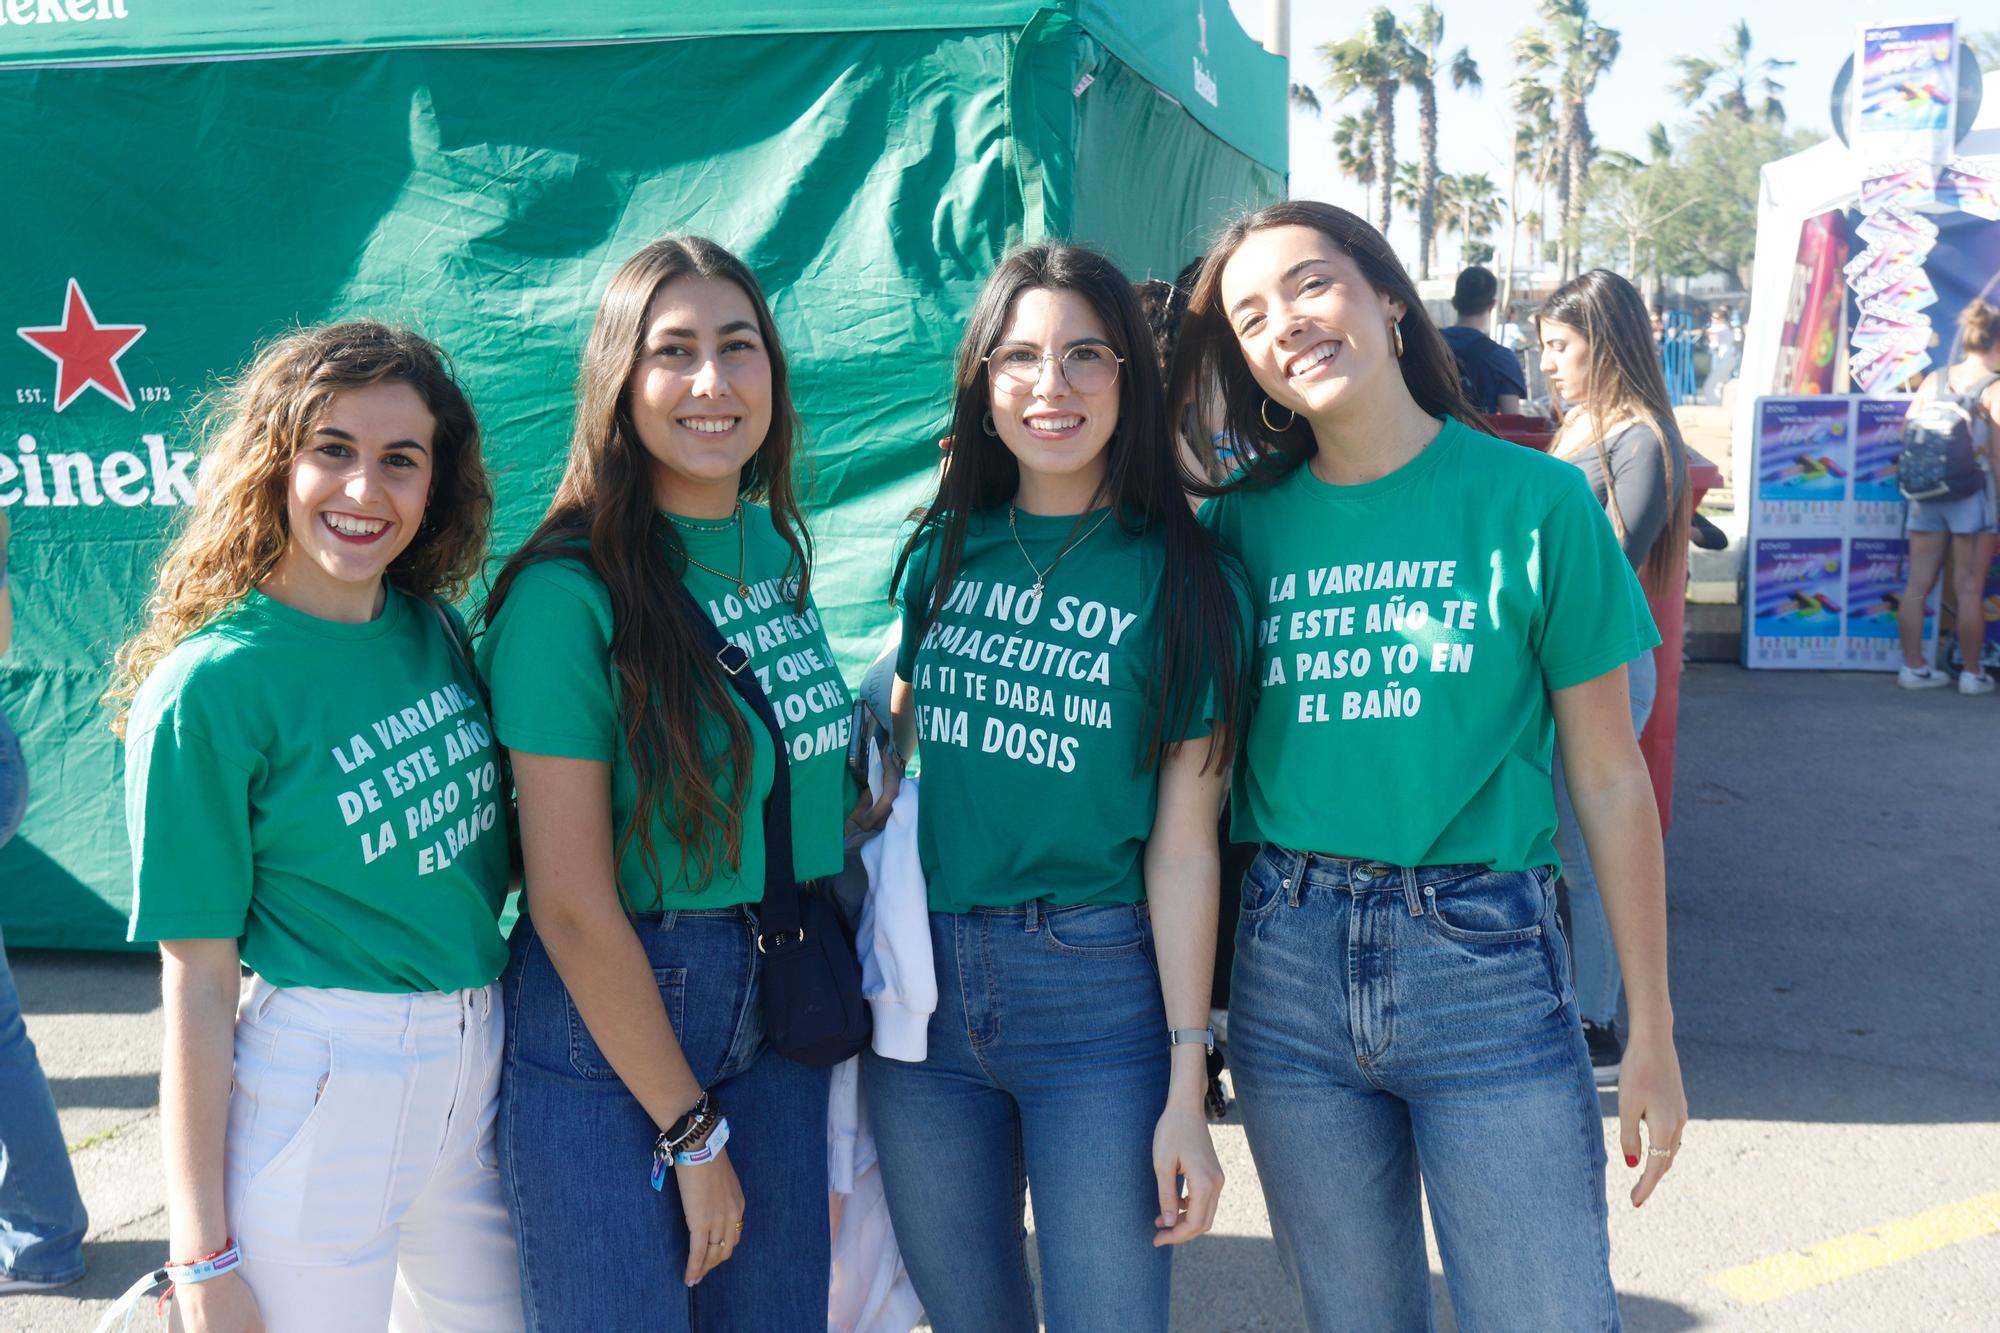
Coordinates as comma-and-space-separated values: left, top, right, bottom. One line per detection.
982, 342, 1125, 395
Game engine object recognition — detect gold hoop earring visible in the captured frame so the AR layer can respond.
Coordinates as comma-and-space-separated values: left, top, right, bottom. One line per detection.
982, 412, 998, 436
1393, 322, 1405, 358
1260, 398, 1297, 433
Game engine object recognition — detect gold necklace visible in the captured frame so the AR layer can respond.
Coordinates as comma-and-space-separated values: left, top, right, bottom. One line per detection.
671, 503, 750, 597
1007, 504, 1113, 598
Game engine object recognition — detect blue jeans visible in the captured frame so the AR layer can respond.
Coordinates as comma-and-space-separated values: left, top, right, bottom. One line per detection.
863, 903, 1171, 1333
1553, 649, 1659, 1024
0, 923, 90, 1286
497, 909, 830, 1331
1231, 847, 1618, 1331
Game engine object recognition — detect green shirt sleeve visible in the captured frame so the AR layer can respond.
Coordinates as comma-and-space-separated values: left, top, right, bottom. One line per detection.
1535, 472, 1662, 692
480, 562, 619, 762
125, 720, 256, 942
893, 534, 936, 683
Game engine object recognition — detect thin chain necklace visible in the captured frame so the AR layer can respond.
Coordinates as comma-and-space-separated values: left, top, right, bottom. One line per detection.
670, 502, 750, 597
1008, 504, 1113, 598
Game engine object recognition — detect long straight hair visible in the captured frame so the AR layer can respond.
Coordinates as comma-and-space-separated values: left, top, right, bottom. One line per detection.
482, 237, 811, 904
108, 322, 490, 737
891, 243, 1243, 773
1168, 201, 1482, 490
1538, 269, 1691, 596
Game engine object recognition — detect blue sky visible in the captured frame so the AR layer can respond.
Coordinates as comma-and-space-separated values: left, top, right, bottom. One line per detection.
1223, 0, 1990, 263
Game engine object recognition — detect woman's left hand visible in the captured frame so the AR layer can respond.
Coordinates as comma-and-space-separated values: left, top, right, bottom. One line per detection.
1617, 1026, 1688, 1209
1151, 1103, 1224, 1245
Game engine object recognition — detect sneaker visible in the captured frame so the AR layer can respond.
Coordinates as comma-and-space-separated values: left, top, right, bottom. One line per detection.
1960, 672, 1995, 696
0, 1273, 83, 1294
1899, 664, 1953, 689
1581, 1019, 1623, 1086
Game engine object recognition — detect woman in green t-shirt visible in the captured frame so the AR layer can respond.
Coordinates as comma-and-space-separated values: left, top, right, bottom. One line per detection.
477, 237, 851, 1327
112, 323, 522, 1329
1172, 202, 1690, 1329
864, 244, 1247, 1332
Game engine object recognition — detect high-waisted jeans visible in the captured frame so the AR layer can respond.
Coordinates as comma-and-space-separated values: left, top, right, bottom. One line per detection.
1230, 846, 1619, 1332
497, 908, 830, 1332
862, 901, 1171, 1333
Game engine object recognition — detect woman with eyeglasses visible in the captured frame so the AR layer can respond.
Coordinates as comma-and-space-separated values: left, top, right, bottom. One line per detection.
862, 244, 1247, 1332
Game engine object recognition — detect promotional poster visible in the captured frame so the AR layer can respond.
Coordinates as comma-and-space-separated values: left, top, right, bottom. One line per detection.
1754, 398, 1854, 531
1750, 538, 1846, 668
1843, 537, 1931, 668
1851, 395, 1916, 528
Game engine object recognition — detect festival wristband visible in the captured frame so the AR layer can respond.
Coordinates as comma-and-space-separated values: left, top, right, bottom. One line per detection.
673, 1117, 730, 1168
164, 1240, 241, 1285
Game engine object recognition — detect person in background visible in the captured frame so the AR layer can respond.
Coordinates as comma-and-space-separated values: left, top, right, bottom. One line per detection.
0, 513, 91, 1296
1897, 298, 2000, 695
1440, 265, 1526, 416
1700, 306, 1737, 405
1538, 270, 1693, 1083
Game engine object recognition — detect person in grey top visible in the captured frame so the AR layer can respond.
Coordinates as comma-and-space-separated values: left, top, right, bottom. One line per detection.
1536, 270, 1691, 1085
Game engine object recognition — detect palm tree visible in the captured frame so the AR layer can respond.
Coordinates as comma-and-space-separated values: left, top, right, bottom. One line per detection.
1448, 172, 1502, 270
1290, 82, 1323, 116
1514, 0, 1620, 280
1671, 19, 1793, 124
1407, 3, 1482, 281
1332, 109, 1380, 221
1501, 76, 1555, 320
1320, 7, 1424, 236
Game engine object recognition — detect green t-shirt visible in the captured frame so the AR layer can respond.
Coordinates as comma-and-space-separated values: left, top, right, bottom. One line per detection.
479, 505, 852, 911
124, 588, 511, 992
896, 507, 1232, 912
1199, 419, 1659, 871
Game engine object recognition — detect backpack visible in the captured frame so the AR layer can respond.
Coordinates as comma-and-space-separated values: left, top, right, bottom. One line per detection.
1898, 371, 2000, 502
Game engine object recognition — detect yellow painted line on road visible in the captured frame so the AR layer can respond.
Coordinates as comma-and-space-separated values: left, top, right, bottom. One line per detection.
1711, 1190, 2000, 1305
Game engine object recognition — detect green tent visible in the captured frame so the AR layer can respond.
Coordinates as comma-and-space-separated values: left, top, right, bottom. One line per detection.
0, 1, 1285, 949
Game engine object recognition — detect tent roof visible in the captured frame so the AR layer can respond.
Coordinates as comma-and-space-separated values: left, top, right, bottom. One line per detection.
0, 0, 1285, 171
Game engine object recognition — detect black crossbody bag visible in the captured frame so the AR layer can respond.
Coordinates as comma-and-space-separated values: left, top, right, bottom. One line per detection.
673, 581, 870, 1067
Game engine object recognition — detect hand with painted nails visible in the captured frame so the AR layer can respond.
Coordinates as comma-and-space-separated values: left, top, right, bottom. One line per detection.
1618, 1025, 1688, 1208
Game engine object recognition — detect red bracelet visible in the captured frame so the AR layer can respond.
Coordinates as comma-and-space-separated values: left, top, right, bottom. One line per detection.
168, 1237, 235, 1267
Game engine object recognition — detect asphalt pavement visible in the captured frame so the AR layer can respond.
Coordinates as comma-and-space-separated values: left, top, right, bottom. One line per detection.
5, 664, 1997, 1331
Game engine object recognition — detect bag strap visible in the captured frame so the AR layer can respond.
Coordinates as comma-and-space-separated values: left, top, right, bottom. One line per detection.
668, 579, 802, 939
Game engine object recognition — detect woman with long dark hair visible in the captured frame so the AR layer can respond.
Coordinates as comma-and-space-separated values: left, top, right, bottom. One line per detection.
1538, 269, 1692, 1084
113, 322, 520, 1329
865, 243, 1245, 1331
477, 236, 853, 1327
1171, 203, 1688, 1329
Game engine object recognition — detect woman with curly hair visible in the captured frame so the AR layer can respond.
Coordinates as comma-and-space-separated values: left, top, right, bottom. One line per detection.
110, 322, 520, 1331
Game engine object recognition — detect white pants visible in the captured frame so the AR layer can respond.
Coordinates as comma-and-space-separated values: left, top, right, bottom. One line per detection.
221, 979, 524, 1332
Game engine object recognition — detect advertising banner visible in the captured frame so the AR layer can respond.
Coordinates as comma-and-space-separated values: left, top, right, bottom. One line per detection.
1851, 396, 1916, 529
1771, 210, 1848, 396
1854, 19, 1959, 200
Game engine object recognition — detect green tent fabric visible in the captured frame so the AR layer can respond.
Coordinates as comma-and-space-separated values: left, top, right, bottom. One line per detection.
0, 2, 1284, 949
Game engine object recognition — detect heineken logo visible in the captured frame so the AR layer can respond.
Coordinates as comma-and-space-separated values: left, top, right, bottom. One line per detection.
16, 279, 146, 412
0, 0, 129, 24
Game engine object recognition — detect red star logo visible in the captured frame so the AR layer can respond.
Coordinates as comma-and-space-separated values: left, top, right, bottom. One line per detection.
16, 280, 147, 412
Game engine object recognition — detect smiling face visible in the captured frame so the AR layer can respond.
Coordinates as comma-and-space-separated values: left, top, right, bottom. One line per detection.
1538, 318, 1593, 407
986, 287, 1121, 496
1219, 224, 1406, 425
627, 274, 774, 513
271, 379, 436, 616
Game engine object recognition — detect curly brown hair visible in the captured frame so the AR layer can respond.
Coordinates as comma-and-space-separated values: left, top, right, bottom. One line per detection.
106, 321, 491, 736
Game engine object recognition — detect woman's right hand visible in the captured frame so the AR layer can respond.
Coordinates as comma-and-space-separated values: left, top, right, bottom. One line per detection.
172, 1270, 264, 1333
676, 1147, 746, 1286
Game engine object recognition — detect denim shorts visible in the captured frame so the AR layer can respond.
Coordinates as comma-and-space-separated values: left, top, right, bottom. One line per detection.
1906, 484, 1996, 534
